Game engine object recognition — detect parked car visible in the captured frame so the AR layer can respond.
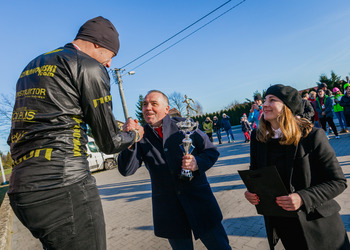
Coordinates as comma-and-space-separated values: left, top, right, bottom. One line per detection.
87, 136, 117, 172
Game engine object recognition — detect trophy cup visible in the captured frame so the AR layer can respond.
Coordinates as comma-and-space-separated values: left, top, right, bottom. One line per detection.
177, 95, 198, 181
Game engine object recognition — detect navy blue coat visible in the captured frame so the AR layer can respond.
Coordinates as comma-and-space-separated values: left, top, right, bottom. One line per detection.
118, 115, 222, 239
221, 116, 232, 131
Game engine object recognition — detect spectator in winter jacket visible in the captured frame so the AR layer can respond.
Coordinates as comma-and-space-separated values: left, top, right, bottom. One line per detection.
203, 117, 214, 142
308, 91, 319, 127
241, 114, 252, 142
320, 82, 328, 92
248, 94, 263, 128
315, 88, 339, 139
339, 85, 350, 130
213, 116, 222, 144
298, 92, 314, 122
344, 83, 350, 95
221, 113, 235, 143
332, 87, 349, 133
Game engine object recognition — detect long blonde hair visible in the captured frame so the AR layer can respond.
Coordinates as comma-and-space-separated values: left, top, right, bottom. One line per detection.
256, 105, 312, 146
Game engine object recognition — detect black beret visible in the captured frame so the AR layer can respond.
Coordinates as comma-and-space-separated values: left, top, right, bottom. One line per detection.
265, 84, 303, 115
75, 16, 120, 55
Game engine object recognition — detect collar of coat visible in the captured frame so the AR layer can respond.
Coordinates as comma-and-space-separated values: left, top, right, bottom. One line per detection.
144, 115, 183, 145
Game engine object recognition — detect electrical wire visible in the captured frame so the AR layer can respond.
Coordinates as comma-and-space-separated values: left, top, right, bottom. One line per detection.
120, 0, 236, 69
125, 0, 247, 73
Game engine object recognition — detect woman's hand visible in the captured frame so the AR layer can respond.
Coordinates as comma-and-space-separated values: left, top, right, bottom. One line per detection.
276, 193, 303, 211
244, 191, 260, 205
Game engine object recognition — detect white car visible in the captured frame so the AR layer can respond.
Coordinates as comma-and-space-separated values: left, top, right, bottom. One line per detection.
86, 136, 117, 172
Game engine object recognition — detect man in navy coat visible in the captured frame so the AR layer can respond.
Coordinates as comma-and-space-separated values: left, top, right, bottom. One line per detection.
118, 90, 231, 249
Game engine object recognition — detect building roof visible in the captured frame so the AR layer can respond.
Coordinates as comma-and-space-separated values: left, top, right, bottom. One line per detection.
169, 108, 182, 118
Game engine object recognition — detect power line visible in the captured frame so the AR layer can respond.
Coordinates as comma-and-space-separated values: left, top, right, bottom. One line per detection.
120, 0, 236, 69
126, 0, 247, 73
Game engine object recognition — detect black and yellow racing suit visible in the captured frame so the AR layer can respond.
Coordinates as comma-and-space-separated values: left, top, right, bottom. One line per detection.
8, 43, 136, 193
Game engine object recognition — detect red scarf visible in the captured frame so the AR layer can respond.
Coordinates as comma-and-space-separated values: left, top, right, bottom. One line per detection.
154, 127, 163, 139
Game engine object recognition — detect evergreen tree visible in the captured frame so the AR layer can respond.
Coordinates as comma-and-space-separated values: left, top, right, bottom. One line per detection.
1, 152, 13, 169
4, 152, 13, 169
135, 95, 146, 126
318, 71, 342, 91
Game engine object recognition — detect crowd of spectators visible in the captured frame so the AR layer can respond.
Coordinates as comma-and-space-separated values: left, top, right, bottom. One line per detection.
201, 82, 350, 143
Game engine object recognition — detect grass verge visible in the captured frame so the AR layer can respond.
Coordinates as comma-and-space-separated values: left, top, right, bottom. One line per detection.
0, 185, 9, 207
0, 168, 12, 178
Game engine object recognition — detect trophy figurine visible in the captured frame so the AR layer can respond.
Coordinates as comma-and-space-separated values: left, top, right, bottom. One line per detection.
177, 95, 198, 181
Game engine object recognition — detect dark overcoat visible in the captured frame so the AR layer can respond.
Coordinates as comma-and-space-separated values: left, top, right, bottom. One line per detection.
250, 128, 349, 250
118, 115, 222, 239
339, 94, 350, 116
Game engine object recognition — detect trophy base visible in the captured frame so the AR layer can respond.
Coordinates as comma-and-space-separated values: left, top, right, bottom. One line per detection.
179, 174, 194, 182
179, 169, 194, 181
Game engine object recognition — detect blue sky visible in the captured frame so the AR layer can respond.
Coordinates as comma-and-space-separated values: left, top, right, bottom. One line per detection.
1, 0, 350, 153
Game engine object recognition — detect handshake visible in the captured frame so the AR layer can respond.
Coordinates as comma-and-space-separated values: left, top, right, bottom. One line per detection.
123, 118, 145, 143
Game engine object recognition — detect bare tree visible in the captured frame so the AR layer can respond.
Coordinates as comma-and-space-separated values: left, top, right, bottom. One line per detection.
0, 93, 14, 142
224, 100, 240, 110
192, 100, 203, 116
168, 92, 185, 116
0, 94, 14, 121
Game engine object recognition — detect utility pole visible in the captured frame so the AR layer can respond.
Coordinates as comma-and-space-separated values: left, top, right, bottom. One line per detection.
0, 157, 7, 185
111, 68, 129, 121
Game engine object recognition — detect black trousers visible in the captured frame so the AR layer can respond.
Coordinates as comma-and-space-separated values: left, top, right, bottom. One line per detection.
9, 175, 106, 250
269, 216, 308, 250
319, 116, 339, 136
206, 132, 213, 142
168, 223, 231, 250
345, 114, 350, 130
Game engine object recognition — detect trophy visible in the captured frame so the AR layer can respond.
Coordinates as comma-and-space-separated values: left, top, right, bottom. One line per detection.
177, 95, 198, 181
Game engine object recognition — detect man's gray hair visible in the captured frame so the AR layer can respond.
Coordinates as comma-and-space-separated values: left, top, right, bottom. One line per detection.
145, 90, 169, 105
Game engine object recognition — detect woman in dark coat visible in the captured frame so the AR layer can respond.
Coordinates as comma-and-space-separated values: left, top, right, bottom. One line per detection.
244, 84, 349, 250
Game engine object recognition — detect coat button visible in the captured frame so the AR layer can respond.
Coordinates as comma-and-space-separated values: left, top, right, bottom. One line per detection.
164, 148, 168, 152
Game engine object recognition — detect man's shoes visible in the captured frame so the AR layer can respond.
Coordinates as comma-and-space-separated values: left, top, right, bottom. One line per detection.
340, 129, 346, 133
219, 141, 222, 144
335, 136, 340, 139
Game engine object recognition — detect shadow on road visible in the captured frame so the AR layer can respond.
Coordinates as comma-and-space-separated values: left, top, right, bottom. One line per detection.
342, 214, 350, 231
207, 173, 246, 191
98, 179, 152, 202
98, 172, 247, 202
131, 214, 350, 235
222, 214, 350, 237
340, 161, 350, 168
223, 216, 266, 237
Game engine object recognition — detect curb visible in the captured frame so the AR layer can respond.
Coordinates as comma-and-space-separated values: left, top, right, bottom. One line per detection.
0, 194, 13, 250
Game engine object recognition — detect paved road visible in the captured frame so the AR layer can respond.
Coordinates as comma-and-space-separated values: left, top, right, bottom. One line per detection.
10, 129, 350, 250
